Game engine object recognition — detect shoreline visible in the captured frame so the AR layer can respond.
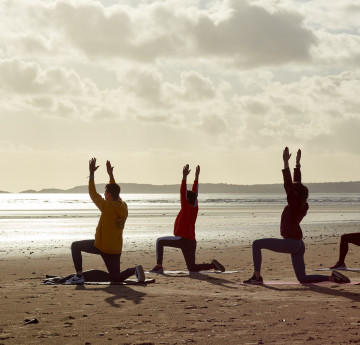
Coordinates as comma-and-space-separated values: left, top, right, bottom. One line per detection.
1, 201, 359, 258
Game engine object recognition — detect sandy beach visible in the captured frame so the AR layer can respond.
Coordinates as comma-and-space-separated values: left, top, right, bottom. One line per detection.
2, 0, 360, 343
1, 208, 360, 345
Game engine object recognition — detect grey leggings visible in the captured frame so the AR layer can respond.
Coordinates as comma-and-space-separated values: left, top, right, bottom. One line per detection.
156, 236, 213, 272
71, 239, 135, 282
252, 238, 329, 283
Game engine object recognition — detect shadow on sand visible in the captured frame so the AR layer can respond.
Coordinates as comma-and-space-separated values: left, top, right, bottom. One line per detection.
248, 283, 360, 302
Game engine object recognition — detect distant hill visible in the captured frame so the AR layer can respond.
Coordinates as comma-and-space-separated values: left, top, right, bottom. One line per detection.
21, 189, 64, 193
19, 181, 360, 194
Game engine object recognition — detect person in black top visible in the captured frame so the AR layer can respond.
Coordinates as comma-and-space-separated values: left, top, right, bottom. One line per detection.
244, 147, 350, 284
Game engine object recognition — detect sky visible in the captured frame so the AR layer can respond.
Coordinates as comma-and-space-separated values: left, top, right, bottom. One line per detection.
1, 0, 360, 192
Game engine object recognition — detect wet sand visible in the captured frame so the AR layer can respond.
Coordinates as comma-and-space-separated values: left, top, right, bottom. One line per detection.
0, 217, 359, 345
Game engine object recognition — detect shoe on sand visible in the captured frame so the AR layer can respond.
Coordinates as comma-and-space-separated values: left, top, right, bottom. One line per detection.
135, 265, 145, 282
64, 274, 84, 285
211, 259, 225, 272
243, 274, 263, 284
330, 262, 346, 270
332, 271, 350, 284
149, 265, 164, 273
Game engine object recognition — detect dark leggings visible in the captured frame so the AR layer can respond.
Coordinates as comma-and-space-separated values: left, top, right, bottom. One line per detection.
339, 232, 360, 264
156, 236, 213, 272
71, 239, 135, 282
253, 238, 329, 283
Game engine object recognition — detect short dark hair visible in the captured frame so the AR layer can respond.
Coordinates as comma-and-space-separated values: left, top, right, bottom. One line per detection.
294, 183, 308, 204
106, 183, 120, 200
187, 190, 197, 206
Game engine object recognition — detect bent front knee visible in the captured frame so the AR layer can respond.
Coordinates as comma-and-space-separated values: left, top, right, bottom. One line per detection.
71, 241, 80, 251
156, 238, 164, 247
252, 239, 261, 249
340, 234, 349, 243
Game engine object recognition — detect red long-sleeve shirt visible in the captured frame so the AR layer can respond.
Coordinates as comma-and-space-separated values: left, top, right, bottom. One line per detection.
280, 167, 308, 240
173, 180, 199, 240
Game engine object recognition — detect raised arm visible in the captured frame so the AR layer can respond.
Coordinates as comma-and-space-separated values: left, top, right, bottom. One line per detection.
106, 160, 115, 182
194, 165, 200, 182
88, 158, 105, 211
283, 146, 291, 170
293, 149, 302, 183
193, 165, 200, 195
89, 157, 99, 179
181, 164, 190, 207
282, 147, 293, 194
183, 164, 191, 181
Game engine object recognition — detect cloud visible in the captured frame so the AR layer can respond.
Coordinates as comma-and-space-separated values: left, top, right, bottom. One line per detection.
27, 96, 83, 120
2, 0, 317, 67
0, 58, 223, 126
191, 1, 316, 67
134, 112, 185, 127
3, 56, 359, 157
232, 69, 360, 152
299, 0, 360, 32
0, 58, 128, 120
0, 58, 97, 95
12, 34, 52, 54
118, 67, 225, 128
89, 107, 122, 121
1, 1, 359, 154
306, 117, 360, 155
179, 71, 216, 101
52, 1, 135, 57
196, 112, 228, 135
4, 0, 360, 72
123, 68, 165, 106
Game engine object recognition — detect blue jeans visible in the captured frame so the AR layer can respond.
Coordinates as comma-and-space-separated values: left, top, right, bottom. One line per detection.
252, 238, 329, 283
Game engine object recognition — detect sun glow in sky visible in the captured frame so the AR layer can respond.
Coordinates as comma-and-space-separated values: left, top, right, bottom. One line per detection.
1, 0, 360, 192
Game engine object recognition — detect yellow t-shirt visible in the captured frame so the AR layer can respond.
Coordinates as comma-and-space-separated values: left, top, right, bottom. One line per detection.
89, 179, 128, 254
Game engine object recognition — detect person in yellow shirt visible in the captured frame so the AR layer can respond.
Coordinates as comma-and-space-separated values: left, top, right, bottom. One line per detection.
65, 158, 145, 284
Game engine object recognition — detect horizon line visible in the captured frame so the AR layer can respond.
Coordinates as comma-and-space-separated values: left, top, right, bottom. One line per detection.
2, 180, 360, 194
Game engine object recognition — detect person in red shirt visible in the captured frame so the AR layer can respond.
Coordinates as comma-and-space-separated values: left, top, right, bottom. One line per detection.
150, 164, 225, 273
244, 147, 350, 284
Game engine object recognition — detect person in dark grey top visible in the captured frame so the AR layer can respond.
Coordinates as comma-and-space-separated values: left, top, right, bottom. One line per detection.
243, 147, 350, 285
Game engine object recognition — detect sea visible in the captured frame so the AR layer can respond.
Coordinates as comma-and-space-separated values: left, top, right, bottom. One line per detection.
0, 193, 359, 256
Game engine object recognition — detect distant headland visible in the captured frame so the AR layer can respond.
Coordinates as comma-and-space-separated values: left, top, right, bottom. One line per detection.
15, 181, 360, 194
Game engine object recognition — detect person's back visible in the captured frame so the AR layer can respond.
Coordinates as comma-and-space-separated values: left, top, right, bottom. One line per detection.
280, 163, 308, 240
89, 179, 128, 254
65, 158, 145, 284
244, 147, 350, 285
174, 179, 199, 240
149, 164, 225, 273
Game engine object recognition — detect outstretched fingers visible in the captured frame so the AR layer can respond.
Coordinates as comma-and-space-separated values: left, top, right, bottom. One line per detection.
283, 147, 292, 161
89, 157, 99, 173
106, 160, 114, 175
183, 164, 191, 176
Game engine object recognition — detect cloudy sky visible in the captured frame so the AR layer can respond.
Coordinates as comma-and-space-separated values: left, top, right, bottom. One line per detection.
1, 0, 360, 192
